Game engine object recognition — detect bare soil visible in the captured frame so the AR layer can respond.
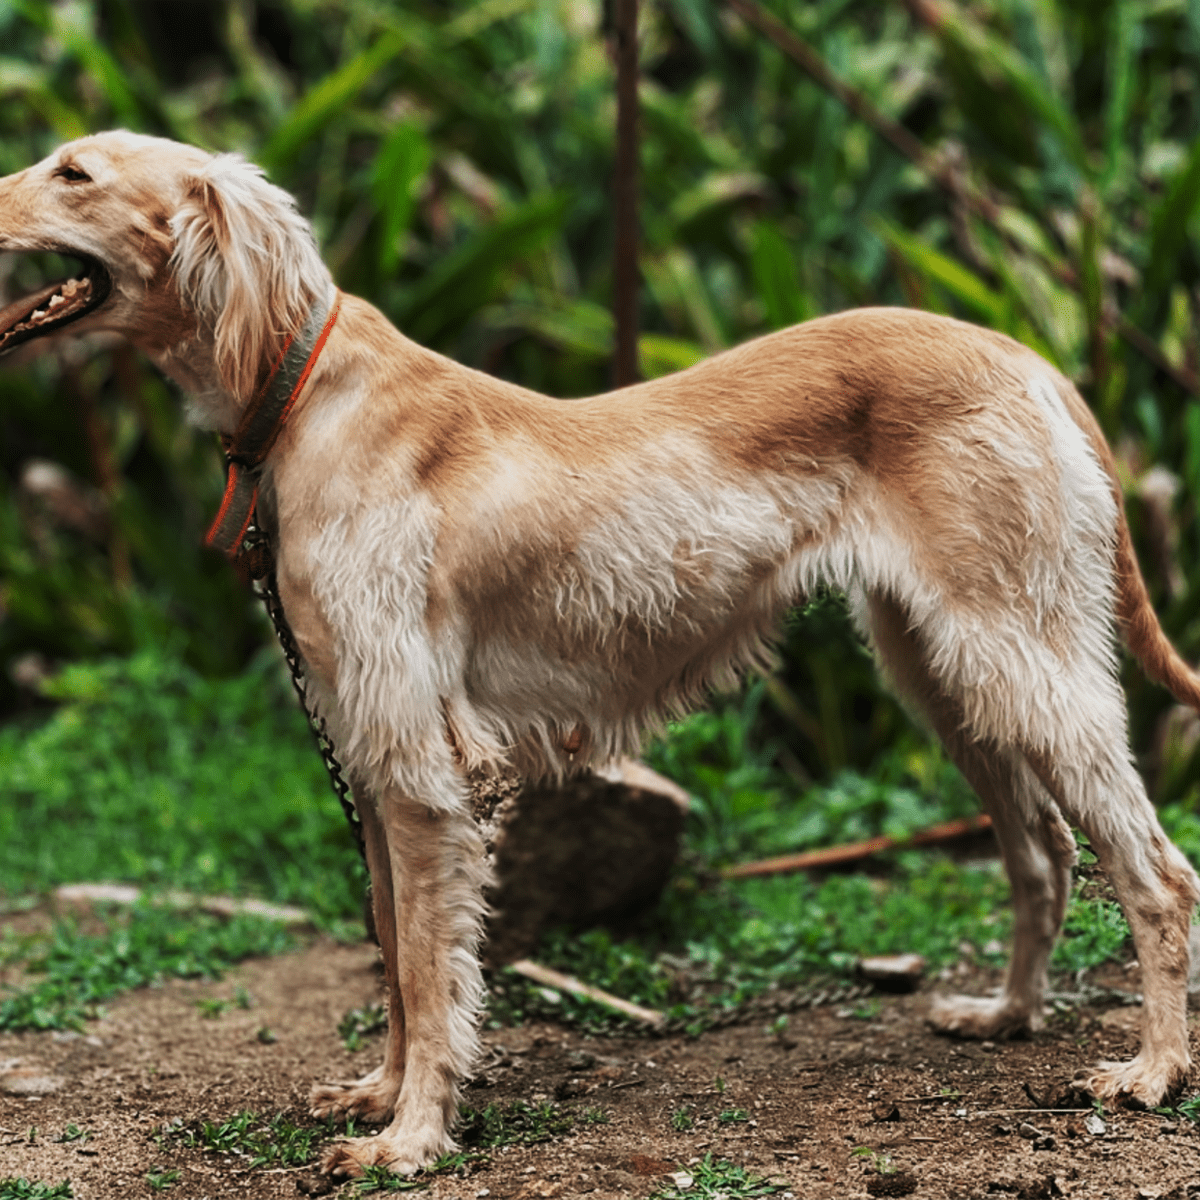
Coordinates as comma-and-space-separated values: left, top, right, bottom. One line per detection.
1, 934, 1198, 1200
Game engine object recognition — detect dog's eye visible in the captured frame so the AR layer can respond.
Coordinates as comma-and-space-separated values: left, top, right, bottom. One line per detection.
54, 164, 91, 184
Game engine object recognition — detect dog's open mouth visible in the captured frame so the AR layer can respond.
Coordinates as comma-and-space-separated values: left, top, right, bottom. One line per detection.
0, 251, 112, 355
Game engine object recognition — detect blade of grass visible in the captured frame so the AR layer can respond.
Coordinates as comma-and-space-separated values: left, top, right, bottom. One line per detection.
871, 218, 1008, 326
260, 31, 405, 174
398, 193, 570, 345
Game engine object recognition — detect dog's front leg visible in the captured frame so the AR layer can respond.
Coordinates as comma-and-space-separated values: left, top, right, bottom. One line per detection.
321, 785, 488, 1177
310, 778, 406, 1124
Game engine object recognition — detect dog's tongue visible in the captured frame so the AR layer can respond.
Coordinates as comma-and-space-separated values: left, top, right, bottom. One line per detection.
0, 279, 64, 337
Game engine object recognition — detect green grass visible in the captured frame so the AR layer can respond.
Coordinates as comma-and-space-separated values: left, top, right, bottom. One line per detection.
0, 903, 293, 1032
0, 650, 364, 927
156, 1109, 546, 1194
649, 1155, 783, 1199
353, 1167, 433, 1193
339, 1003, 388, 1051
156, 1110, 329, 1168
457, 1101, 575, 1148
0, 1184, 73, 1200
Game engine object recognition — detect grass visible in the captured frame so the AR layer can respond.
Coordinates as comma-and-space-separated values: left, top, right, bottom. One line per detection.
0, 650, 365, 927
156, 1110, 330, 1168
151, 1100, 582, 1193
648, 1155, 783, 1199
457, 1101, 575, 1148
339, 1003, 388, 1051
0, 903, 293, 1032
0, 1185, 73, 1200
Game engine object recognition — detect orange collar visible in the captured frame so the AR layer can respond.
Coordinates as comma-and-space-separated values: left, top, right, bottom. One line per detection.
206, 290, 342, 560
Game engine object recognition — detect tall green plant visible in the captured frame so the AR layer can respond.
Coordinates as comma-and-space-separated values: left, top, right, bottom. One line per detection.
2, 0, 1199, 802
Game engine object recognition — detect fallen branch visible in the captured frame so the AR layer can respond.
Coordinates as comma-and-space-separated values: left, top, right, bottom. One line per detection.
509, 958, 666, 1027
721, 814, 994, 879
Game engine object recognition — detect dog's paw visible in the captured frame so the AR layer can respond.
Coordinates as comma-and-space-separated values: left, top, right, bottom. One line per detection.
1076, 1054, 1189, 1109
309, 1067, 401, 1124
927, 993, 1038, 1040
320, 1124, 455, 1179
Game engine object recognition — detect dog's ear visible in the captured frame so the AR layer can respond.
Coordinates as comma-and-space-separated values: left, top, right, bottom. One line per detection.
169, 154, 328, 400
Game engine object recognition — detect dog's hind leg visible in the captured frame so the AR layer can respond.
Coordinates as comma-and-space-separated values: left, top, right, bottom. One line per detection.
1025, 744, 1200, 1106
310, 778, 406, 1124
925, 750, 1075, 1039
862, 592, 1076, 1038
322, 781, 489, 1177
866, 588, 1199, 1105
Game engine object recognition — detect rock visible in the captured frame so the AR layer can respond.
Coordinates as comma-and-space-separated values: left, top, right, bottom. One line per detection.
294, 1174, 335, 1196
0, 1064, 65, 1096
857, 954, 926, 992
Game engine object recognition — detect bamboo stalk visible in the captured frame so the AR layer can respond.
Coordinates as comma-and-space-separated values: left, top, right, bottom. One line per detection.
721, 814, 994, 879
612, 0, 640, 387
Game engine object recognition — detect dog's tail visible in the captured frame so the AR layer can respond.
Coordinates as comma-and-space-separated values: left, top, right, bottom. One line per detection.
1116, 505, 1200, 710
1056, 372, 1200, 710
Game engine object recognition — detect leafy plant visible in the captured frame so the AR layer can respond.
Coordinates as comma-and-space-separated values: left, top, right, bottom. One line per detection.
339, 1003, 388, 1051
353, 1166, 431, 1193
0, 905, 293, 1032
194, 997, 230, 1020
0, 1184, 73, 1200
457, 1101, 575, 1148
156, 1110, 327, 1168
852, 1147, 897, 1175
1052, 895, 1131, 974
649, 1154, 783, 1199
0, 649, 364, 926
51, 1125, 91, 1144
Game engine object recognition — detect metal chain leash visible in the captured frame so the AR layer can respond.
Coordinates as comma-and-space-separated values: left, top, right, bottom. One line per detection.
241, 519, 366, 863
657, 979, 875, 1037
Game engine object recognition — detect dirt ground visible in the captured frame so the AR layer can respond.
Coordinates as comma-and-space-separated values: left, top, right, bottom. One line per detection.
1, 934, 1198, 1200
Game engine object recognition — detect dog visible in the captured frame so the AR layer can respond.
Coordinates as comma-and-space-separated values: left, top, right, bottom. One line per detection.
2, 130, 1198, 1175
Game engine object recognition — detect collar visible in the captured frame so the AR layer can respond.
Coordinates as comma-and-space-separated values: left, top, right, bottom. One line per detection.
206, 288, 342, 559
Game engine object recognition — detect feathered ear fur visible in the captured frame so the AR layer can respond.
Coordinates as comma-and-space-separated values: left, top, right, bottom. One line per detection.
169, 153, 331, 401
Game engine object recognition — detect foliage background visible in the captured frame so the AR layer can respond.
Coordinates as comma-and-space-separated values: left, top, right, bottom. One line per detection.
3, 0, 1200, 921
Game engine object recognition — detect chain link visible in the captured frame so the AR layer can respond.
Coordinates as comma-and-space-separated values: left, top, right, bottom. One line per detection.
242, 520, 366, 863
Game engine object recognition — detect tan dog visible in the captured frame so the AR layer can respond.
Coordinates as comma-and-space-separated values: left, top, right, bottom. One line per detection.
2, 131, 1198, 1175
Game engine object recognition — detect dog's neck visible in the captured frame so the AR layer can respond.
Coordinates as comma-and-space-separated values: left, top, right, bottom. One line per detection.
145, 282, 337, 436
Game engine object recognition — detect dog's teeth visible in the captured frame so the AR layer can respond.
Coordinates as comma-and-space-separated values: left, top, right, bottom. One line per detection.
48, 294, 65, 309
62, 279, 77, 295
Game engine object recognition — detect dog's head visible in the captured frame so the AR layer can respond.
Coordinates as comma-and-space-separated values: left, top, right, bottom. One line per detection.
0, 130, 329, 411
